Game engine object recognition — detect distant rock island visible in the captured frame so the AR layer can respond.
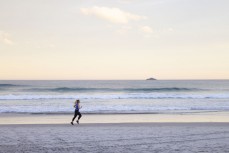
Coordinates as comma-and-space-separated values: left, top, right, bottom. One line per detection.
146, 77, 157, 80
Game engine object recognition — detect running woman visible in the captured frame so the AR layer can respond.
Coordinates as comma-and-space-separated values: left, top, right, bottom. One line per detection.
71, 99, 82, 125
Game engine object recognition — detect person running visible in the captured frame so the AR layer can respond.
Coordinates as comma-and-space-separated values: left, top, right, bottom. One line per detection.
71, 99, 82, 125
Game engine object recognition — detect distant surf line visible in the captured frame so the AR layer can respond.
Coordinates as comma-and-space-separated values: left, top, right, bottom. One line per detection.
0, 93, 228, 100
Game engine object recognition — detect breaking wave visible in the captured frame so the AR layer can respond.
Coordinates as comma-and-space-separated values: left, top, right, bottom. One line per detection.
0, 93, 228, 100
26, 87, 200, 92
0, 84, 21, 87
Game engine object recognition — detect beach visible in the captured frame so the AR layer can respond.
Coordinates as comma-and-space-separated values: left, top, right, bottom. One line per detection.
1, 122, 229, 153
1, 111, 229, 124
1, 113, 229, 153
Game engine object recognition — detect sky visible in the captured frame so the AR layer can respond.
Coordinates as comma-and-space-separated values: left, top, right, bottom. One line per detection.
0, 0, 229, 80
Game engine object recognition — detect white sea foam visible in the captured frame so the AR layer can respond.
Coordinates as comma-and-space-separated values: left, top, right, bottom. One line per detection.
0, 93, 229, 100
1, 105, 229, 113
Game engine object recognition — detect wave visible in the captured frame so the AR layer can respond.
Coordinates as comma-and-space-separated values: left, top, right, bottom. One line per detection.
0, 93, 229, 100
125, 87, 198, 92
26, 87, 200, 92
1, 105, 229, 114
0, 84, 21, 87
28, 87, 112, 92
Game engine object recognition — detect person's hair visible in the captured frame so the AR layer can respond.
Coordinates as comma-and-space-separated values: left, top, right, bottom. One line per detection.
75, 99, 80, 104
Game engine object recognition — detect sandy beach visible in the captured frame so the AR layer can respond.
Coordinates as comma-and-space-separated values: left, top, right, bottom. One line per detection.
1, 122, 229, 153
1, 113, 229, 152
1, 111, 229, 124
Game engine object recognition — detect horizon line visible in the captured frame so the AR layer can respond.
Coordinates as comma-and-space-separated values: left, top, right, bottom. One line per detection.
0, 79, 228, 81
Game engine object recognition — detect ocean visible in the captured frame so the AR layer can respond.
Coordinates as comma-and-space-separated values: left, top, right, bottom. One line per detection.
0, 80, 229, 114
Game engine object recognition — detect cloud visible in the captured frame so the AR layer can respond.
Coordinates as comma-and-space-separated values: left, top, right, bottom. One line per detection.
0, 31, 13, 45
3, 38, 13, 45
140, 26, 153, 34
80, 6, 147, 24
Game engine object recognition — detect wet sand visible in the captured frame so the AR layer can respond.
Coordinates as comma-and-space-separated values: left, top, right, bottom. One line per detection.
1, 111, 229, 124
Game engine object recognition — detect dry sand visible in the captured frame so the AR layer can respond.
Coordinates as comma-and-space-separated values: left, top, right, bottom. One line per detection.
0, 123, 229, 153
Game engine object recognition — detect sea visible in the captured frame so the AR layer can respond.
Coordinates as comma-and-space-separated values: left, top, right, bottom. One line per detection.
0, 80, 229, 114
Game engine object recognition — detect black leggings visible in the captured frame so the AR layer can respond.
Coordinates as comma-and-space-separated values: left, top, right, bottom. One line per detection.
72, 110, 82, 121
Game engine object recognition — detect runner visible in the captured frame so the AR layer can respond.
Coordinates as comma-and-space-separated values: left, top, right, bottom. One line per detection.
71, 99, 82, 125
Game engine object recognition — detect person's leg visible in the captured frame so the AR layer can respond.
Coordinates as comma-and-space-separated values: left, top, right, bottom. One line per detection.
78, 112, 82, 120
76, 112, 82, 124
72, 110, 78, 122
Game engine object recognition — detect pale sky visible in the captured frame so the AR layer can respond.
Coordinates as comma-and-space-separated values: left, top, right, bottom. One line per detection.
0, 0, 229, 80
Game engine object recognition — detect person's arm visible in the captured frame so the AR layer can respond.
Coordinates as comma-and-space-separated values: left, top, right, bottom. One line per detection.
79, 104, 82, 109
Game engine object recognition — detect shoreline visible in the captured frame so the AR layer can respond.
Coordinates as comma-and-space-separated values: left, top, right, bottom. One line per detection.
0, 109, 225, 115
1, 111, 229, 125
